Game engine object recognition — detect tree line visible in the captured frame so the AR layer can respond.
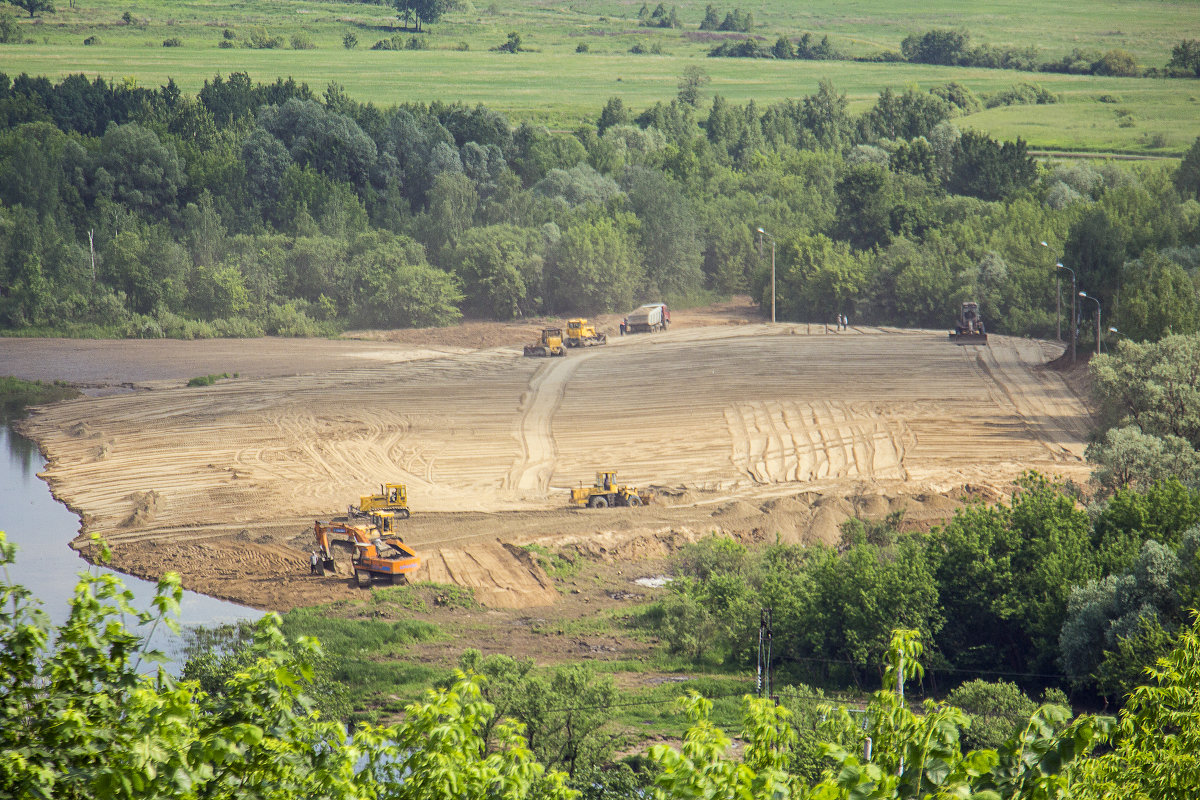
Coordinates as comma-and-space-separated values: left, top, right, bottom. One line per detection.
0, 70, 1197, 340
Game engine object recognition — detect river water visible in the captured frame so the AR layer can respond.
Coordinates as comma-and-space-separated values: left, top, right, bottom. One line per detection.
1, 424, 262, 664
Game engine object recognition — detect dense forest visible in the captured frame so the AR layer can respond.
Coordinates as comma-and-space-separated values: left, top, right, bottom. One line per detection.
1, 70, 1197, 340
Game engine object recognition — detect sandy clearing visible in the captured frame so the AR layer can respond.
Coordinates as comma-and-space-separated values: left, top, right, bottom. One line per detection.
10, 308, 1094, 611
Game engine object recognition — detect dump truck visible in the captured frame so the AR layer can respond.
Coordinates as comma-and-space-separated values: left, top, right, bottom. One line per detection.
565, 318, 607, 348
348, 483, 410, 519
950, 301, 988, 345
570, 470, 654, 508
623, 303, 669, 334
313, 516, 419, 586
524, 327, 566, 357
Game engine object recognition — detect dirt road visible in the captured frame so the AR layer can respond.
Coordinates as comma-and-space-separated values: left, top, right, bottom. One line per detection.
8, 304, 1093, 611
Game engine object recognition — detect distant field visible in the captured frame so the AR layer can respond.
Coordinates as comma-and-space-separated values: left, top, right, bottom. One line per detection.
1, 0, 1197, 153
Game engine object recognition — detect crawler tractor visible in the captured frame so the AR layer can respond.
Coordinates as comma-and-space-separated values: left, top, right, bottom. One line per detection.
570, 471, 653, 508
524, 327, 566, 357
349, 483, 409, 519
565, 318, 607, 348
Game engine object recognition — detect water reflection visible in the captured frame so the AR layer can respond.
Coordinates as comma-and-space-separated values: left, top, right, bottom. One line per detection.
1, 424, 262, 666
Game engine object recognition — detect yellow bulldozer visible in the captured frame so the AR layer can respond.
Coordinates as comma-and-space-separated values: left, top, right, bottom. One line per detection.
524, 327, 566, 357
565, 318, 607, 348
570, 470, 653, 508
348, 483, 410, 519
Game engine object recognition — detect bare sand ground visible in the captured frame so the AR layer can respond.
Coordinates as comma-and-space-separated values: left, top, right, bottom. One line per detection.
6, 300, 1093, 611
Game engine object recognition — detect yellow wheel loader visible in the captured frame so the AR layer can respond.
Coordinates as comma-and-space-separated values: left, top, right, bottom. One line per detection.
570, 470, 653, 508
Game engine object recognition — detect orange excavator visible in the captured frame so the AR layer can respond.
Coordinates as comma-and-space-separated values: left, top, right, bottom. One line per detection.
313, 512, 420, 587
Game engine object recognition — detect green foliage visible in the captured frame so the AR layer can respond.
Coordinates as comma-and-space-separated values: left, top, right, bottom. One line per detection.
946, 679, 1040, 751
1077, 611, 1200, 799
984, 81, 1058, 108
392, 0, 450, 32
186, 372, 231, 387
0, 9, 19, 42
0, 375, 79, 418
1087, 426, 1200, 492
930, 473, 1099, 677
458, 650, 619, 776
4, 0, 52, 18
546, 214, 641, 313
1175, 135, 1200, 200
1090, 334, 1200, 450
522, 544, 581, 581
0, 65, 1192, 341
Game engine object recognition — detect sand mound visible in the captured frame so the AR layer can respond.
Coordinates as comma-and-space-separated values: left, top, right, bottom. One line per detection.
121, 490, 161, 528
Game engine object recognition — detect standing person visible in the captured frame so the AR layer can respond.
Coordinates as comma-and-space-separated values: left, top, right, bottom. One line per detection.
844, 313, 850, 329
309, 550, 320, 575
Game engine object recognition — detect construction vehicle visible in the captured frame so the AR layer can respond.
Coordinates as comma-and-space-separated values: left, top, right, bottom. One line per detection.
950, 301, 988, 345
623, 303, 669, 334
348, 483, 410, 519
565, 318, 607, 348
524, 327, 566, 357
313, 515, 420, 586
570, 470, 654, 508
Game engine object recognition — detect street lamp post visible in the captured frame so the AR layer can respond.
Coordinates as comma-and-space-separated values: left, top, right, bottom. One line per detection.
1079, 291, 1101, 357
1040, 241, 1058, 341
1056, 263, 1076, 365
756, 227, 776, 324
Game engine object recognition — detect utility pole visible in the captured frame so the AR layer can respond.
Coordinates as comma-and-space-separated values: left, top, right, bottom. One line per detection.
757, 607, 773, 698
88, 230, 96, 284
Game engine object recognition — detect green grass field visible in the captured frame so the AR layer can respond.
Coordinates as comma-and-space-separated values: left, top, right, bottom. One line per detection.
1, 0, 1197, 152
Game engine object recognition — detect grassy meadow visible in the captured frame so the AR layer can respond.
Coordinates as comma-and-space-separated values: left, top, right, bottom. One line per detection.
1, 0, 1197, 153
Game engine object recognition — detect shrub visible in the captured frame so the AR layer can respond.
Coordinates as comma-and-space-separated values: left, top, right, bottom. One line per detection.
223, 27, 236, 39
1094, 48, 1140, 76
575, 42, 588, 53
290, 33, 315, 50
494, 31, 522, 53
218, 39, 232, 48
162, 37, 183, 47
83, 35, 98, 46
187, 373, 231, 387
454, 40, 469, 51
247, 27, 283, 49
0, 12, 17, 44
984, 82, 1058, 108
121, 10, 134, 25
342, 31, 357, 49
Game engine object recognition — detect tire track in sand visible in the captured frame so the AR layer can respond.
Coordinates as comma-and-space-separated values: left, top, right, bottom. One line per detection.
725, 400, 908, 484
505, 352, 599, 495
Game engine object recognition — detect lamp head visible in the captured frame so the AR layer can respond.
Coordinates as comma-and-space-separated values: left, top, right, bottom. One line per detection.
1040, 241, 1049, 247
1078, 291, 1087, 298
756, 227, 765, 234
